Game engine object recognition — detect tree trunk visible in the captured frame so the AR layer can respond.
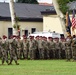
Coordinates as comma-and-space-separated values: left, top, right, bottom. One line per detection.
52, 0, 67, 38
9, 0, 18, 36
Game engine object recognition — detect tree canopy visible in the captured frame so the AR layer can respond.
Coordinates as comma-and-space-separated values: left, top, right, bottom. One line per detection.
58, 0, 76, 14
16, 0, 38, 4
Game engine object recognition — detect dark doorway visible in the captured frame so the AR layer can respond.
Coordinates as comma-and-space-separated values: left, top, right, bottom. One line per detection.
8, 28, 13, 39
31, 28, 36, 33
24, 30, 28, 36
60, 34, 64, 38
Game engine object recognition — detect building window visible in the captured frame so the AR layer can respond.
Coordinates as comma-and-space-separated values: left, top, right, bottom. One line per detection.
24, 30, 28, 36
31, 28, 36, 33
8, 28, 13, 39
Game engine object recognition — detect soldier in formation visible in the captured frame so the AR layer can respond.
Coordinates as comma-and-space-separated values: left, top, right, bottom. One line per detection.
1, 36, 9, 65
47, 37, 55, 59
60, 37, 66, 59
65, 35, 72, 61
71, 35, 76, 61
1, 34, 76, 65
22, 35, 29, 59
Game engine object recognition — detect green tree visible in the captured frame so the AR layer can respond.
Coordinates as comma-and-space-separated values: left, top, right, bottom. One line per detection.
16, 0, 38, 4
58, 0, 76, 14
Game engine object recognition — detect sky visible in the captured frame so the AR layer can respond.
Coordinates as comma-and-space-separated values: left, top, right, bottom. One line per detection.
0, 0, 52, 3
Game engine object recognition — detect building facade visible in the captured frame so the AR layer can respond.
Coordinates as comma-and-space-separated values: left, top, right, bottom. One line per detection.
0, 20, 43, 38
0, 3, 51, 38
0, 1, 75, 38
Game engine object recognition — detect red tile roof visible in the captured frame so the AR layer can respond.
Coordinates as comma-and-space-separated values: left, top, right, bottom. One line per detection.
39, 2, 53, 6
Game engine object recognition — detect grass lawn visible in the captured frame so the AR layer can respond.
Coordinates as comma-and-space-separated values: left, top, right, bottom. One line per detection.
0, 60, 76, 75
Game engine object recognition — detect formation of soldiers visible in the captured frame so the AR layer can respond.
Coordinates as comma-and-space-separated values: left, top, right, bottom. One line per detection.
0, 34, 76, 65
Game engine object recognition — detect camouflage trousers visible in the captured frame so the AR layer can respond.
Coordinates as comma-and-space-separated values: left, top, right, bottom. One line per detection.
44, 49, 49, 59
66, 47, 71, 60
1, 48, 9, 64
72, 46, 76, 60
17, 49, 21, 59
23, 49, 28, 59
2, 55, 8, 64
9, 55, 17, 64
55, 49, 61, 59
29, 49, 36, 60
39, 48, 45, 59
61, 49, 66, 59
49, 49, 55, 59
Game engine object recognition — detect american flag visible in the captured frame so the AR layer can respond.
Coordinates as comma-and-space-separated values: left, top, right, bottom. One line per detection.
72, 10, 76, 29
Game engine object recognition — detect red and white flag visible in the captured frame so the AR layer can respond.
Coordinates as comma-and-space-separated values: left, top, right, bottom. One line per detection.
72, 10, 76, 29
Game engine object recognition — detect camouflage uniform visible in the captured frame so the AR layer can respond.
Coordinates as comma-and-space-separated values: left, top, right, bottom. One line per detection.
23, 39, 29, 59
54, 39, 61, 59
1, 42, 9, 65
38, 38, 44, 59
9, 39, 19, 65
42, 38, 49, 59
4, 39, 9, 59
65, 37, 72, 61
16, 39, 22, 59
60, 40, 66, 59
48, 39, 55, 59
71, 37, 76, 61
35, 39, 39, 59
29, 38, 37, 60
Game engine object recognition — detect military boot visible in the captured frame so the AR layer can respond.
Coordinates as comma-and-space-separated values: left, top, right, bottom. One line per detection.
15, 61, 19, 65
8, 62, 12, 65
2, 60, 4, 65
6, 61, 9, 65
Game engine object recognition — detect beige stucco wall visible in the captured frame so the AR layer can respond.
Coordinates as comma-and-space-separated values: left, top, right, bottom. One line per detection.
0, 21, 43, 38
43, 15, 63, 34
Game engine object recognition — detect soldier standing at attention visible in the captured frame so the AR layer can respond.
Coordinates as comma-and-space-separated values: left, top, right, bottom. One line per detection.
29, 36, 36, 60
65, 35, 72, 61
38, 36, 44, 59
2, 35, 9, 59
22, 36, 29, 59
16, 36, 22, 59
48, 37, 55, 59
42, 37, 49, 59
54, 37, 61, 59
71, 35, 76, 61
60, 37, 66, 59
1, 36, 9, 65
8, 35, 19, 65
35, 36, 39, 59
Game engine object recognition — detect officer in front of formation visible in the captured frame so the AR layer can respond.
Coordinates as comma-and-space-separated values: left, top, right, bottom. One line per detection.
8, 35, 19, 65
